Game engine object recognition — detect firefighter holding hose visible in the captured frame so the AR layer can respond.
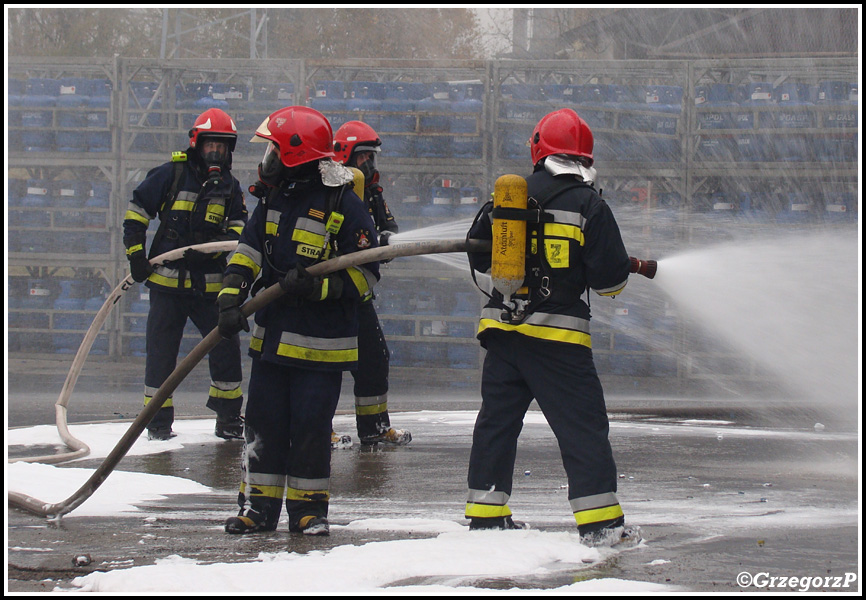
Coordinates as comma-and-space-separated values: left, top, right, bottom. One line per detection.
218, 107, 380, 536
331, 121, 411, 448
464, 108, 646, 545
122, 108, 248, 442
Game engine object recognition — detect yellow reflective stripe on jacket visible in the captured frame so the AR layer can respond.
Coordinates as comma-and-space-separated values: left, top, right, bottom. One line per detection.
205, 203, 226, 224
544, 222, 585, 245
594, 279, 627, 297
292, 228, 326, 248
172, 200, 195, 212
148, 268, 222, 293
347, 265, 376, 297
126, 243, 145, 255
265, 209, 281, 236
276, 332, 358, 363
250, 324, 264, 352
149, 270, 192, 289
478, 306, 593, 348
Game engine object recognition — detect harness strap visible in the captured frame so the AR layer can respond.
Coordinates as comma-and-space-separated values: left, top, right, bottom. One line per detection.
148, 159, 186, 260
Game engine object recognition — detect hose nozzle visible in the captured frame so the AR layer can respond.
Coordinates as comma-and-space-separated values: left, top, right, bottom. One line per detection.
629, 256, 657, 279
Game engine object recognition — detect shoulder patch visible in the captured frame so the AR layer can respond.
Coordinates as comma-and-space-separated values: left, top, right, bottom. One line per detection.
355, 228, 373, 249
308, 208, 325, 220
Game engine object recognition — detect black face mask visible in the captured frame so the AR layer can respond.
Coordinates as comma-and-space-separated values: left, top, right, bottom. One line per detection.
352, 151, 378, 183
258, 142, 287, 187
203, 151, 223, 180
199, 137, 231, 180
258, 142, 318, 188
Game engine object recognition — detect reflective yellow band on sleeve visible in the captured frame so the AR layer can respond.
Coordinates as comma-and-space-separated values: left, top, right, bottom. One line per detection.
347, 267, 372, 296
125, 210, 150, 225
228, 252, 260, 272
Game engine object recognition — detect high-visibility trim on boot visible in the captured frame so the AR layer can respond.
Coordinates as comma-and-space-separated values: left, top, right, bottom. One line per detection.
240, 473, 287, 500
208, 382, 243, 400
465, 502, 513, 519
286, 476, 330, 502
465, 488, 513, 519
143, 392, 174, 408
240, 482, 286, 500
570, 492, 624, 527
355, 394, 388, 416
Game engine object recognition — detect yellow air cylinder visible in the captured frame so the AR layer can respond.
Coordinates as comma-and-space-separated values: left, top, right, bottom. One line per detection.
348, 166, 366, 199
491, 174, 528, 300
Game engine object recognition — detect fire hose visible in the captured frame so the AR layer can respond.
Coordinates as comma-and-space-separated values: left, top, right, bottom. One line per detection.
8, 241, 240, 466
8, 238, 491, 519
9, 234, 656, 519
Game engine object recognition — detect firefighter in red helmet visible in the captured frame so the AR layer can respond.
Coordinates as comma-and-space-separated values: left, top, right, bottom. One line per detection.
122, 107, 247, 442
464, 108, 640, 546
219, 107, 381, 536
331, 120, 410, 448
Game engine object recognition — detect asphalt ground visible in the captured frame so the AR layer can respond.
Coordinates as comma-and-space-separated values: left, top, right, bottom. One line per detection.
6, 358, 861, 594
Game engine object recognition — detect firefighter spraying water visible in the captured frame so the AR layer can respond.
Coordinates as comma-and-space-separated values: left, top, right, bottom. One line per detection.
465, 108, 657, 544
489, 174, 657, 322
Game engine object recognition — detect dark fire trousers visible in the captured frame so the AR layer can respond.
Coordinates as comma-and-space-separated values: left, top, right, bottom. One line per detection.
350, 299, 391, 440
467, 330, 621, 533
144, 288, 243, 430
236, 356, 342, 529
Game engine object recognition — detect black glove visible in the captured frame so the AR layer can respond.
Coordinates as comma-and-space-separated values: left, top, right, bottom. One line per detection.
279, 265, 344, 302
128, 251, 153, 283
217, 275, 249, 339
184, 248, 211, 265
280, 264, 321, 299
317, 274, 344, 301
